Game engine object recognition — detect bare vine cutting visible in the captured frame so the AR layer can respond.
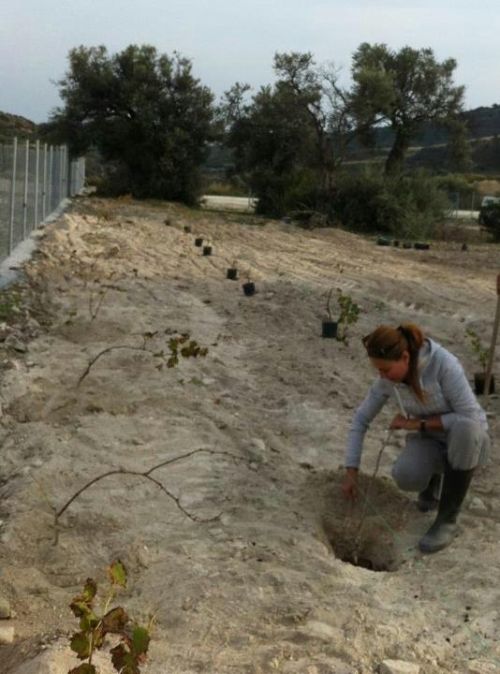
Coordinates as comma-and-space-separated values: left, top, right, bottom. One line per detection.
53, 448, 246, 545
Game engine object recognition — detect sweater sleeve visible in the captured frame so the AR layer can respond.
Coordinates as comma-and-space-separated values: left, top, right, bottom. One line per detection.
438, 352, 485, 430
344, 381, 391, 468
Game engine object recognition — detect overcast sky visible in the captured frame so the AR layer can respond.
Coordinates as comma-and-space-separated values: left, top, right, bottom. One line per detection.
2, 0, 499, 123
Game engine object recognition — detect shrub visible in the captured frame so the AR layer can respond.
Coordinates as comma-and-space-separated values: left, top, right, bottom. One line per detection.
331, 169, 450, 238
479, 202, 500, 241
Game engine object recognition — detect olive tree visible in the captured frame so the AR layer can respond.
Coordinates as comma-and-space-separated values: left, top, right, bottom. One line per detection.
220, 52, 352, 216
350, 43, 464, 175
48, 44, 215, 203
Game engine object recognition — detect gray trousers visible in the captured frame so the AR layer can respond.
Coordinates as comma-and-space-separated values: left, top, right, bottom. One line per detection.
391, 419, 490, 492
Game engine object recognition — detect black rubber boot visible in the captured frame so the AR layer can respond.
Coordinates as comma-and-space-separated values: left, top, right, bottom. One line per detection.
417, 473, 442, 512
418, 467, 474, 554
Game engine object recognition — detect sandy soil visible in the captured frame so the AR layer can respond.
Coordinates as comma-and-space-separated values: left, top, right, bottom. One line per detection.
0, 195, 499, 674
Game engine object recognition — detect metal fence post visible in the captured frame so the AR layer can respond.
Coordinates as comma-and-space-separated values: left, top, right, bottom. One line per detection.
42, 143, 48, 221
34, 140, 40, 230
8, 137, 18, 254
48, 145, 54, 213
58, 146, 64, 207
23, 139, 29, 239
63, 146, 69, 198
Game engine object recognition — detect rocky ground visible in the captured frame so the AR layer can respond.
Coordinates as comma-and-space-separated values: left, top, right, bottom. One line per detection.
0, 195, 499, 674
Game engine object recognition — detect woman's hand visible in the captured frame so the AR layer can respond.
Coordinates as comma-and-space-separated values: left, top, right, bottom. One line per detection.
389, 414, 421, 431
390, 413, 410, 430
342, 467, 359, 501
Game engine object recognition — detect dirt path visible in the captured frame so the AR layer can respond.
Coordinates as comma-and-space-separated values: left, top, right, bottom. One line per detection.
0, 196, 499, 674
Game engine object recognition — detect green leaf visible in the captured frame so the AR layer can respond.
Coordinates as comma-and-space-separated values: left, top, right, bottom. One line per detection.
82, 578, 98, 601
102, 606, 129, 634
70, 631, 92, 659
69, 664, 97, 674
108, 560, 127, 588
168, 338, 179, 352
70, 579, 97, 617
70, 600, 92, 619
79, 610, 100, 631
110, 644, 140, 674
131, 626, 150, 656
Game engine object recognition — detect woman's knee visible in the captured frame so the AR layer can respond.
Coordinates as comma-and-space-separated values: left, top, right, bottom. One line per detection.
447, 418, 487, 470
391, 462, 430, 492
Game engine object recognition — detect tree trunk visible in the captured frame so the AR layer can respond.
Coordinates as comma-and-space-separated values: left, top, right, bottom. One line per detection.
385, 127, 410, 176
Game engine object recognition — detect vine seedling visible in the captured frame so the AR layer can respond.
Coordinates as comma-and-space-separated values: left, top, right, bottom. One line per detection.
336, 291, 361, 343
77, 331, 208, 386
322, 289, 360, 343
226, 259, 238, 280
242, 270, 255, 296
466, 327, 495, 394
68, 560, 151, 674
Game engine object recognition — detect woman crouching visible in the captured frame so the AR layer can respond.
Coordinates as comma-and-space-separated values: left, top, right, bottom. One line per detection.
342, 323, 490, 553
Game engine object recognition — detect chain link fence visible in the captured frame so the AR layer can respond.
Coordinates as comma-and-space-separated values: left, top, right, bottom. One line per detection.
0, 137, 85, 263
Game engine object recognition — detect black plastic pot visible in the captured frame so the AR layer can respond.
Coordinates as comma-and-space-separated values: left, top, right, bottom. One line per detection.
226, 268, 238, 280
184, 225, 191, 233
322, 320, 338, 339
393, 240, 400, 247
474, 372, 495, 395
376, 237, 391, 246
414, 242, 430, 250
242, 281, 256, 296
203, 245, 212, 256
195, 237, 203, 247
402, 242, 413, 249
462, 243, 468, 251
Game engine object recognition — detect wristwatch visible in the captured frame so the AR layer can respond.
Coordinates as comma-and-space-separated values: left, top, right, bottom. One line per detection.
420, 419, 427, 433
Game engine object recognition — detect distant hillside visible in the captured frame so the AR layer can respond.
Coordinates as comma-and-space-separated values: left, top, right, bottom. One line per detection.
463, 105, 500, 139
204, 104, 500, 176
0, 111, 37, 143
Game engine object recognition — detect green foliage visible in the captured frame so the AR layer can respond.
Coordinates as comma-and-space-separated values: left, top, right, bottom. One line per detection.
478, 202, 500, 241
220, 52, 351, 217
332, 170, 450, 238
466, 328, 490, 371
49, 44, 214, 204
433, 173, 474, 194
350, 43, 464, 175
0, 289, 22, 321
68, 561, 151, 674
165, 333, 209, 369
336, 291, 361, 343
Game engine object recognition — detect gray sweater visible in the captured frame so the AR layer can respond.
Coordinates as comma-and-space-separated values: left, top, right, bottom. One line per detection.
345, 339, 488, 468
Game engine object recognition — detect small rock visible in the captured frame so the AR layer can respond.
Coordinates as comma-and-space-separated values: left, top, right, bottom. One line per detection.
379, 660, 420, 674
0, 597, 11, 619
300, 620, 344, 643
31, 457, 44, 468
104, 244, 120, 258
469, 497, 488, 513
4, 335, 28, 353
0, 624, 15, 643
251, 438, 266, 452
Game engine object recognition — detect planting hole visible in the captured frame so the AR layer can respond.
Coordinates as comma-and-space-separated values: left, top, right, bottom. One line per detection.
315, 474, 410, 573
322, 515, 402, 572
